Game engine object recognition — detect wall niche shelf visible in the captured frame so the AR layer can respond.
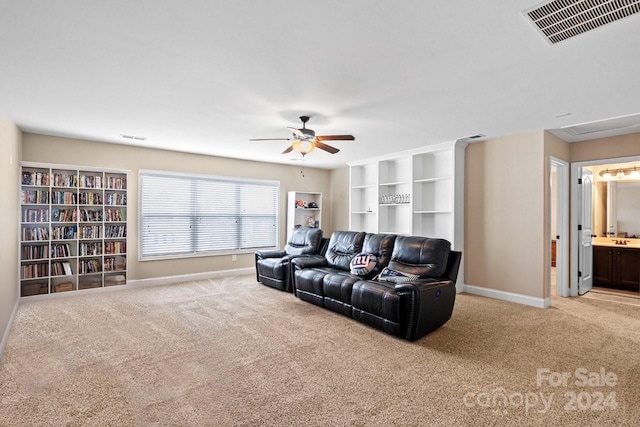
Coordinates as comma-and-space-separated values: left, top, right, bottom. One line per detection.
19, 162, 128, 298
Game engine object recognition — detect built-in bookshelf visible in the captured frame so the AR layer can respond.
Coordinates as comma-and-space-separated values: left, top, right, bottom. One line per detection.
286, 191, 322, 240
348, 140, 466, 250
19, 162, 128, 297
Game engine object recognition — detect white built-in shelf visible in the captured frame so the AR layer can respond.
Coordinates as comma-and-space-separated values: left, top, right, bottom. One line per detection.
379, 181, 411, 187
348, 141, 466, 248
413, 177, 451, 183
286, 191, 322, 240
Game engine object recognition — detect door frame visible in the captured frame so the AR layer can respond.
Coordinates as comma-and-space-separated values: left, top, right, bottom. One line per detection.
570, 155, 640, 296
550, 157, 569, 298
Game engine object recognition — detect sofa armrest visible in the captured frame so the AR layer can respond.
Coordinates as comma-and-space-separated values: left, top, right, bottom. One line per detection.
256, 249, 287, 259
394, 279, 456, 341
291, 255, 328, 270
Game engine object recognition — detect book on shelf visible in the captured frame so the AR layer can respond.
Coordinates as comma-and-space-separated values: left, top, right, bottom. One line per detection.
22, 226, 49, 241
63, 262, 72, 275
52, 191, 77, 204
22, 171, 50, 186
22, 208, 49, 222
21, 189, 50, 204
52, 173, 78, 188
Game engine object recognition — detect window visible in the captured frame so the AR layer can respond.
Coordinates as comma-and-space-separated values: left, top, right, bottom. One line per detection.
139, 170, 279, 260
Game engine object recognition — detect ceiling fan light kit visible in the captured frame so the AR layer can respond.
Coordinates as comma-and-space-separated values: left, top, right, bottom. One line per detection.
291, 140, 316, 155
251, 115, 355, 157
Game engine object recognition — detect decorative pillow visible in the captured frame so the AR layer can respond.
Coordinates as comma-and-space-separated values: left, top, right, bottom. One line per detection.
376, 267, 420, 283
350, 253, 380, 276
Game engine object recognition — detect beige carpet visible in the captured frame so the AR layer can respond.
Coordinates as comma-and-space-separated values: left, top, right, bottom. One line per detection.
1, 274, 639, 426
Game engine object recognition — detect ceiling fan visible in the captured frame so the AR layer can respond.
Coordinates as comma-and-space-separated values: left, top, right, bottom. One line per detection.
250, 116, 355, 155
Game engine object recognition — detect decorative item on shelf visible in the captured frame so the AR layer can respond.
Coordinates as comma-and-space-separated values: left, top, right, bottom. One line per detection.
306, 216, 315, 227
380, 194, 410, 204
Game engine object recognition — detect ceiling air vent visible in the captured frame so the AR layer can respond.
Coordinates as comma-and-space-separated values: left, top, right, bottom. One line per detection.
523, 0, 640, 44
562, 113, 640, 136
120, 134, 147, 141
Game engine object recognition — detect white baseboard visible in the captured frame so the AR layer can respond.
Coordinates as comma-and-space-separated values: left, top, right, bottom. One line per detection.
0, 298, 20, 360
462, 284, 550, 308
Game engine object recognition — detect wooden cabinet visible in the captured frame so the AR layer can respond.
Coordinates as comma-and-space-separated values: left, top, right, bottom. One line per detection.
593, 246, 640, 291
593, 246, 613, 287
286, 191, 322, 240
614, 248, 640, 291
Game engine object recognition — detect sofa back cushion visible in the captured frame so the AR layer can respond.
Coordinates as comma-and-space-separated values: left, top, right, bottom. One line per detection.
325, 231, 366, 270
362, 233, 397, 270
388, 236, 451, 278
285, 227, 323, 255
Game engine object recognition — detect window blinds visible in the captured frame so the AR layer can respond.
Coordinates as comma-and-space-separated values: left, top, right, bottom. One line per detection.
139, 170, 279, 259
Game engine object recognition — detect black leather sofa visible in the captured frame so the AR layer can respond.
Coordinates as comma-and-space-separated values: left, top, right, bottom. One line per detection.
291, 231, 461, 341
254, 227, 324, 292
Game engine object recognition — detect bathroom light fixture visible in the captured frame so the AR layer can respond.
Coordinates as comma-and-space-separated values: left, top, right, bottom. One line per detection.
599, 165, 640, 180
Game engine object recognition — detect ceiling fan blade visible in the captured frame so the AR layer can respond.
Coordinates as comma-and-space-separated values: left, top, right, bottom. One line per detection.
316, 134, 355, 141
249, 138, 291, 141
315, 141, 340, 154
282, 145, 294, 154
287, 127, 305, 138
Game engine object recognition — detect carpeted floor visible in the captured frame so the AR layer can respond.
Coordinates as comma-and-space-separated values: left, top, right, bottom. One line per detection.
1, 274, 639, 426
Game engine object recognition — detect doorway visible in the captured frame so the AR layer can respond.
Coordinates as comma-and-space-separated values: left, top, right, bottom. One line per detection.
570, 156, 640, 297
550, 157, 569, 299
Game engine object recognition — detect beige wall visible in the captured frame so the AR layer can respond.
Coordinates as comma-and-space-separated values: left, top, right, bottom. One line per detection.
329, 167, 350, 232
22, 133, 334, 281
570, 133, 640, 162
465, 131, 547, 298
0, 118, 21, 354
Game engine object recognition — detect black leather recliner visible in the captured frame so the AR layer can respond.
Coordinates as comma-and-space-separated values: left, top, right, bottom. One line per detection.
323, 233, 397, 316
351, 236, 459, 340
292, 230, 366, 306
255, 227, 323, 292
292, 232, 461, 341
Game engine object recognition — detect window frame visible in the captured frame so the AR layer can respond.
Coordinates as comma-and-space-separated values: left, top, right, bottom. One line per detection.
138, 169, 279, 261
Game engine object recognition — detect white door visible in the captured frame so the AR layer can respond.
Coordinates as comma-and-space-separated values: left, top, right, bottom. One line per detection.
578, 168, 593, 295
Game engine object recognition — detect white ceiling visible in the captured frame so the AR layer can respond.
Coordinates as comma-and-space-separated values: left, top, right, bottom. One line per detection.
1, 1, 639, 169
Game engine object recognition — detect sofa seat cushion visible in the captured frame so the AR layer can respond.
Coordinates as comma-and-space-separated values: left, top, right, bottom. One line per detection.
294, 267, 343, 306
351, 280, 402, 336
257, 256, 290, 281
322, 272, 362, 316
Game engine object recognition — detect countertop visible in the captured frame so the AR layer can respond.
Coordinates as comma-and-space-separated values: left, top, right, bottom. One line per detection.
592, 237, 640, 249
